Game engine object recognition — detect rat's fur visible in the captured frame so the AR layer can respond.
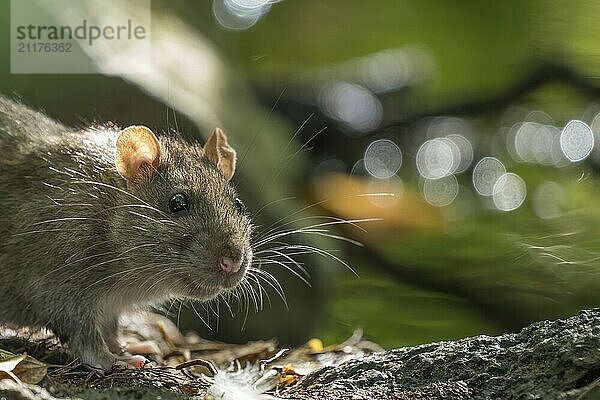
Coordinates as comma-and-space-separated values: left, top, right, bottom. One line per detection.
0, 98, 252, 369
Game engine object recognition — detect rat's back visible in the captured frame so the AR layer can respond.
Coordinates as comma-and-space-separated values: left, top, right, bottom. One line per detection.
0, 98, 119, 326
0, 97, 66, 152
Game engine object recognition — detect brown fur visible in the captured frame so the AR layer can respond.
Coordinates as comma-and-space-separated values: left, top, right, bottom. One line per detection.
0, 97, 252, 369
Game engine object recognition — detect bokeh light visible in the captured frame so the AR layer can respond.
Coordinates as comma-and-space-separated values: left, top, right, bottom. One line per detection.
446, 134, 473, 173
560, 120, 594, 162
426, 117, 469, 137
416, 138, 455, 179
472, 157, 506, 196
524, 110, 554, 125
350, 158, 368, 176
212, 0, 272, 31
547, 126, 567, 166
530, 124, 556, 165
590, 112, 600, 163
313, 158, 347, 177
422, 175, 459, 207
492, 172, 526, 212
508, 121, 566, 166
364, 139, 402, 179
319, 82, 383, 133
513, 122, 539, 162
359, 49, 411, 94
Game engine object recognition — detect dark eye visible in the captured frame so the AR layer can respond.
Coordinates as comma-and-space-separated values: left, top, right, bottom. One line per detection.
234, 197, 246, 214
169, 192, 189, 213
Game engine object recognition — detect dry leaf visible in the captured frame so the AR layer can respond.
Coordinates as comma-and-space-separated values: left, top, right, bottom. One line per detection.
0, 352, 27, 373
278, 364, 300, 387
180, 383, 199, 396
307, 338, 323, 353
0, 350, 47, 384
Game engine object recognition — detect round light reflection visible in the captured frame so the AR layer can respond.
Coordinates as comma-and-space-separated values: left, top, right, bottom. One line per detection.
416, 139, 455, 179
472, 157, 506, 196
364, 139, 402, 179
492, 173, 526, 211
423, 175, 459, 207
212, 0, 270, 30
319, 82, 383, 132
446, 134, 473, 173
560, 120, 594, 162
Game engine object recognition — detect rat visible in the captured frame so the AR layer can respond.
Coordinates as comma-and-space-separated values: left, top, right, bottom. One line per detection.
0, 97, 253, 370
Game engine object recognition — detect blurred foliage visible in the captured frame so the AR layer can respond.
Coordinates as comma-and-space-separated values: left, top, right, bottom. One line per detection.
316, 266, 500, 349
237, 0, 530, 99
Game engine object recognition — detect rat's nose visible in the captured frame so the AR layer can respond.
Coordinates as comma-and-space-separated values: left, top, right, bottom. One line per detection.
218, 256, 242, 274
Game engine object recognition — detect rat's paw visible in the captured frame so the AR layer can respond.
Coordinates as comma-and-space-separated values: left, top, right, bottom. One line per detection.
115, 354, 154, 369
80, 351, 117, 372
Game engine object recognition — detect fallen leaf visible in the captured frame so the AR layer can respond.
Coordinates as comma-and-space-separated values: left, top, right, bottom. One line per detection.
0, 352, 26, 373
307, 338, 323, 353
278, 363, 300, 387
0, 350, 47, 384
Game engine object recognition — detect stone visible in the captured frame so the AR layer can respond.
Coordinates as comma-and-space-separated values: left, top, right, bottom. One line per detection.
282, 309, 600, 400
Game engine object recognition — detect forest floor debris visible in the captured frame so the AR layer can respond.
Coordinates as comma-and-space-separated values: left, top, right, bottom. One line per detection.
0, 313, 383, 399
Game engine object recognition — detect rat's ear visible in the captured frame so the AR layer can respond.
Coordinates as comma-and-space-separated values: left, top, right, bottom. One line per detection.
203, 127, 237, 181
115, 125, 161, 184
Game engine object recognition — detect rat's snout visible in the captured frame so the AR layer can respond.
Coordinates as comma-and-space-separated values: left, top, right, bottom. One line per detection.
218, 256, 242, 274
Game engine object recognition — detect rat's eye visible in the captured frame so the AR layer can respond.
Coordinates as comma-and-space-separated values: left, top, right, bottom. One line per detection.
169, 192, 189, 213
234, 197, 246, 214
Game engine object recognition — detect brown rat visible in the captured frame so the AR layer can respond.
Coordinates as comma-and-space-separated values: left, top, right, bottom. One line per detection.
0, 97, 253, 370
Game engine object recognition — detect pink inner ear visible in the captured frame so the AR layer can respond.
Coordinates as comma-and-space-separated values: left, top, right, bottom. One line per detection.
129, 149, 156, 179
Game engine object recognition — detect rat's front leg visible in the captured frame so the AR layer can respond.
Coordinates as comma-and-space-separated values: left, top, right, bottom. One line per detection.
52, 317, 117, 371
101, 314, 152, 369
101, 316, 122, 355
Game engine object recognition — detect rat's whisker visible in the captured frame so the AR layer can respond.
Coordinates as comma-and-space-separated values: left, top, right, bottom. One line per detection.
275, 125, 326, 182
254, 220, 373, 251
238, 86, 286, 167
254, 258, 311, 287
219, 292, 236, 318
30, 217, 106, 226
247, 266, 288, 308
264, 112, 314, 188
190, 300, 212, 330
71, 180, 160, 213
254, 217, 376, 247
244, 270, 270, 311
271, 123, 325, 184
242, 279, 259, 314
251, 196, 297, 221
254, 192, 385, 243
254, 249, 310, 278
280, 243, 359, 277
80, 261, 176, 292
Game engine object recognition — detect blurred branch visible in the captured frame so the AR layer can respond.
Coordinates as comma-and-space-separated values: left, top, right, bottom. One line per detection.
254, 62, 600, 166
380, 62, 600, 130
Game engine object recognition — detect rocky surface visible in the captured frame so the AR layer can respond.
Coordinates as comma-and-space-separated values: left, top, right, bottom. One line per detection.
1, 309, 598, 399
282, 309, 600, 400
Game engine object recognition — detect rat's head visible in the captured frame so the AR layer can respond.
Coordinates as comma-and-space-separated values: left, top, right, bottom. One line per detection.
112, 125, 252, 301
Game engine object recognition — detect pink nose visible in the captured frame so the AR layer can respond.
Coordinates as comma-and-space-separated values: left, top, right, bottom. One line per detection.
218, 256, 242, 274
